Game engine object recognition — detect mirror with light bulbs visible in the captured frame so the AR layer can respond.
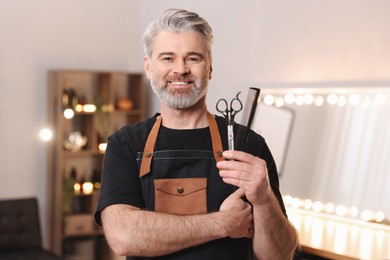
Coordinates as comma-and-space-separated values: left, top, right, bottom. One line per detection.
252, 85, 390, 225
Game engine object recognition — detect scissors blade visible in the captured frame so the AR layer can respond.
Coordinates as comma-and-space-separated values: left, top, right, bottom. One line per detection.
227, 125, 234, 151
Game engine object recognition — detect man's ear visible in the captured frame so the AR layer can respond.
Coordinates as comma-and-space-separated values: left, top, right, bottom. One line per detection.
144, 56, 151, 79
209, 64, 213, 80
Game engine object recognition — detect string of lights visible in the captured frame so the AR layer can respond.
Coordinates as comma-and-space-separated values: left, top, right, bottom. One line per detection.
283, 195, 390, 225
261, 92, 389, 108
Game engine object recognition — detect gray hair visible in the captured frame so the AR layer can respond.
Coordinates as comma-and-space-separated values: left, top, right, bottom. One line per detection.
142, 8, 213, 59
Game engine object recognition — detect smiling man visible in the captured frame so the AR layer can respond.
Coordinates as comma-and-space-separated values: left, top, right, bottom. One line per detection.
95, 8, 298, 260
146, 31, 211, 111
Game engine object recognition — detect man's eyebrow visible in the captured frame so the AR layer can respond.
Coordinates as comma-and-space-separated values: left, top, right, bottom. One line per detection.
188, 52, 204, 58
156, 52, 205, 59
157, 52, 174, 58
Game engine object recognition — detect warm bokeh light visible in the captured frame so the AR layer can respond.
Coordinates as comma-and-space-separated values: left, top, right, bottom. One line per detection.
295, 95, 304, 106
361, 210, 374, 222
261, 90, 390, 109
335, 205, 347, 216
291, 198, 301, 209
283, 195, 388, 225
349, 94, 360, 105
98, 143, 107, 152
82, 182, 94, 195
83, 104, 97, 113
325, 203, 335, 214
362, 97, 372, 107
338, 95, 347, 106
263, 95, 275, 105
275, 97, 285, 107
374, 93, 387, 105
74, 104, 83, 112
63, 108, 75, 119
350, 206, 359, 218
73, 183, 81, 194
312, 201, 323, 213
39, 128, 53, 141
303, 93, 314, 105
284, 93, 295, 104
315, 96, 324, 106
304, 199, 312, 210
327, 93, 338, 105
375, 211, 385, 222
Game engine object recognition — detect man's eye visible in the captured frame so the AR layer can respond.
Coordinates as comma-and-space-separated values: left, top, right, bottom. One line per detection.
188, 57, 200, 63
161, 57, 173, 62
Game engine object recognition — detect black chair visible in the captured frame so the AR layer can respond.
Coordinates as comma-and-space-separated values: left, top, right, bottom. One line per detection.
0, 197, 61, 259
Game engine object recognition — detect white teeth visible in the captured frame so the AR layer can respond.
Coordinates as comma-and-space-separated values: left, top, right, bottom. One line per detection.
170, 81, 189, 85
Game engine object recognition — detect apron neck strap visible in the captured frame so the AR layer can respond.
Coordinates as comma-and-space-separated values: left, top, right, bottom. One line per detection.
207, 112, 225, 163
139, 112, 224, 177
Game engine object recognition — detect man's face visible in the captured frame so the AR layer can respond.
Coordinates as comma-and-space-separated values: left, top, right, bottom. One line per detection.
144, 31, 213, 109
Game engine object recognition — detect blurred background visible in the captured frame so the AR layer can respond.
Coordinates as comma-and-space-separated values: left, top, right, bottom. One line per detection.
1, 0, 389, 259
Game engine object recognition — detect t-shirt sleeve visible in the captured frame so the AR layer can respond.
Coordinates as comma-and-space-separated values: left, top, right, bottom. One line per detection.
94, 127, 144, 226
261, 141, 287, 216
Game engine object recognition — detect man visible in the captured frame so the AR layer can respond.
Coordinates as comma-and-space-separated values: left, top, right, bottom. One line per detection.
95, 8, 298, 260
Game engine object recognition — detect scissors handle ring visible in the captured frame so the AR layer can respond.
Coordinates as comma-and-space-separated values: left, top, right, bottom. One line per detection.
216, 98, 229, 115
230, 92, 243, 116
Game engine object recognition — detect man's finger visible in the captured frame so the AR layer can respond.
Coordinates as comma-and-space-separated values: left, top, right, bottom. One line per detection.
227, 187, 246, 199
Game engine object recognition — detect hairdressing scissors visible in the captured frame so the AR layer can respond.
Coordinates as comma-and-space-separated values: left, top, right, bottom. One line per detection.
216, 92, 243, 151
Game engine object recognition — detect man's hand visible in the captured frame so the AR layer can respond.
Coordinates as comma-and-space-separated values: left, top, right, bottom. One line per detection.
219, 188, 253, 239
217, 150, 299, 259
217, 150, 271, 206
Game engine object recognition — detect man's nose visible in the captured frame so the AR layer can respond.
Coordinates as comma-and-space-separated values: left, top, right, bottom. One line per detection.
173, 60, 190, 74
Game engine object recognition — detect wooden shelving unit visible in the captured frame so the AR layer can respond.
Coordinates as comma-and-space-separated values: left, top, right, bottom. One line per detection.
47, 70, 146, 258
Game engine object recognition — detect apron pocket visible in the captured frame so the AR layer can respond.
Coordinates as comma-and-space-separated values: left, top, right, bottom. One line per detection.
154, 178, 207, 215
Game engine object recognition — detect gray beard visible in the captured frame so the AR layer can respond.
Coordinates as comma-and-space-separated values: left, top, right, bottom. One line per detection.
151, 80, 208, 109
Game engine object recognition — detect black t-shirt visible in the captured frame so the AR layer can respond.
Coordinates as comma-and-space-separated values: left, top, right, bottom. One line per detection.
95, 114, 286, 260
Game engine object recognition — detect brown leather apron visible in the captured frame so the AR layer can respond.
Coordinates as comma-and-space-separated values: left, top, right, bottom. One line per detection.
138, 112, 226, 215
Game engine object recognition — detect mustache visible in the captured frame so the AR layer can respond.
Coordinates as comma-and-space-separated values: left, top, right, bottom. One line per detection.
164, 76, 195, 82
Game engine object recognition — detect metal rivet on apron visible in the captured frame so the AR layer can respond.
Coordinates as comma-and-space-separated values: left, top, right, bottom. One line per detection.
144, 151, 152, 157
177, 187, 184, 194
217, 151, 223, 157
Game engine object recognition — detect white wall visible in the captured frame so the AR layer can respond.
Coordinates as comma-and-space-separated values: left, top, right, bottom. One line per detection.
1, 0, 390, 247
140, 0, 390, 115
0, 0, 143, 247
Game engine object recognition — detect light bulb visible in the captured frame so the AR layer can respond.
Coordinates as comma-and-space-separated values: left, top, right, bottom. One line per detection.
63, 108, 74, 119
295, 95, 304, 106
327, 94, 338, 105
39, 128, 53, 141
275, 97, 285, 107
304, 199, 312, 210
349, 94, 360, 106
83, 104, 96, 112
312, 201, 323, 213
284, 93, 295, 104
82, 182, 94, 195
374, 94, 387, 106
303, 93, 314, 105
263, 95, 275, 106
315, 96, 324, 106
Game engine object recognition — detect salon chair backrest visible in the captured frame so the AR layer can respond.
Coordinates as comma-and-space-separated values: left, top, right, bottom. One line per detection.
0, 197, 42, 252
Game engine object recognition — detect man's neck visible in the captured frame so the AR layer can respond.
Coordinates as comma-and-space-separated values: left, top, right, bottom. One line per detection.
160, 102, 209, 130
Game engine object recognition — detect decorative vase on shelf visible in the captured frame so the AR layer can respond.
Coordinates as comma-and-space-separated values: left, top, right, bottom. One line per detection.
94, 96, 113, 142
63, 131, 87, 152
117, 97, 134, 110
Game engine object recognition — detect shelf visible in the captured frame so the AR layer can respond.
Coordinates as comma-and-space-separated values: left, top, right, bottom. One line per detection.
112, 108, 144, 115
47, 69, 146, 257
60, 108, 145, 116
63, 150, 104, 157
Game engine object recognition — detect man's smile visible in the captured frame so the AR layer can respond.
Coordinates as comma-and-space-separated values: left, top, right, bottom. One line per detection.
169, 81, 192, 85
